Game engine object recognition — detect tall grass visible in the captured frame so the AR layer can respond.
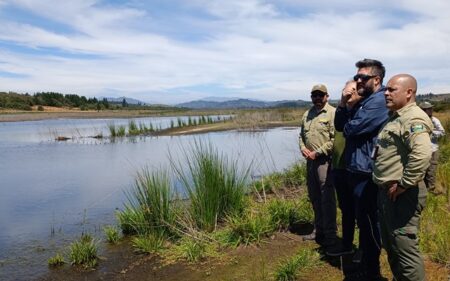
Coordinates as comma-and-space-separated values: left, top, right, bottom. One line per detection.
419, 194, 450, 265
108, 122, 117, 137
128, 120, 139, 135
419, 140, 450, 266
118, 167, 176, 237
69, 234, 98, 268
172, 141, 251, 232
117, 125, 126, 137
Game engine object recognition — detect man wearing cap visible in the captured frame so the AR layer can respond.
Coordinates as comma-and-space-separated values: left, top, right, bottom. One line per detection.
419, 101, 445, 193
299, 84, 337, 248
373, 74, 432, 281
335, 59, 389, 280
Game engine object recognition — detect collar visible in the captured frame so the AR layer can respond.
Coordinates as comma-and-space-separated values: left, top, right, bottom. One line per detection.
394, 102, 416, 116
313, 102, 330, 114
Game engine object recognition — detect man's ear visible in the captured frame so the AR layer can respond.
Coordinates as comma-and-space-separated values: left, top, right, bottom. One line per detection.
406, 88, 413, 100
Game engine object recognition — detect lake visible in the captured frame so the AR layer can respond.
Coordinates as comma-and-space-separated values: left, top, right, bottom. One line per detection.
0, 116, 301, 280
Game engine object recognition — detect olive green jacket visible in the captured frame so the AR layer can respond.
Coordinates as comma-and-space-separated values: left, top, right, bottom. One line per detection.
373, 103, 432, 188
299, 103, 336, 157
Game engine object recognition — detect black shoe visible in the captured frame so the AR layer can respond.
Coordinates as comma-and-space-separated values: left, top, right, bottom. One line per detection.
325, 243, 354, 257
351, 248, 362, 263
343, 270, 385, 281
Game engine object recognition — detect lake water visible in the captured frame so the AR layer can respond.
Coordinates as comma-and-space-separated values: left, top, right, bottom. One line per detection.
0, 116, 301, 280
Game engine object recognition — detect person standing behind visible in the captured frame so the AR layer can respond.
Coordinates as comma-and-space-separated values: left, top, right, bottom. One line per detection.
335, 59, 389, 281
326, 80, 362, 257
419, 101, 445, 193
373, 74, 432, 281
299, 84, 337, 249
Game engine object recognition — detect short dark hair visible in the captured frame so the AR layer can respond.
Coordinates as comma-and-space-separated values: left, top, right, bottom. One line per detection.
355, 58, 385, 83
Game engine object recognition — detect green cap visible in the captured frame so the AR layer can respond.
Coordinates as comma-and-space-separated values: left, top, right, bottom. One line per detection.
419, 101, 433, 109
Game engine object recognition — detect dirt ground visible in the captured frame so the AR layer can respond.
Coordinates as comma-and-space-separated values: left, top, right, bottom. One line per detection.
36, 232, 449, 281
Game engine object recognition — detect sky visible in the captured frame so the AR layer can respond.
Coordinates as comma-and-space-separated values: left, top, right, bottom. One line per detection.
0, 0, 449, 104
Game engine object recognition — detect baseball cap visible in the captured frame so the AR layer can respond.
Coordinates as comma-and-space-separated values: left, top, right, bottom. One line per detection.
311, 84, 328, 94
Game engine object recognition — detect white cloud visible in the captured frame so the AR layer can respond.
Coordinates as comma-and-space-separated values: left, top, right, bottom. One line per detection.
0, 0, 449, 103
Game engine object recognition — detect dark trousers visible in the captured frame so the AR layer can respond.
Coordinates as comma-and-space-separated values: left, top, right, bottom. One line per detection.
348, 172, 381, 276
306, 157, 337, 241
333, 169, 355, 249
378, 182, 427, 281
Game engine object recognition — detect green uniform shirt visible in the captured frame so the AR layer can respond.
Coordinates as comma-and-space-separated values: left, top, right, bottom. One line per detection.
373, 102, 432, 189
331, 131, 346, 170
299, 103, 336, 157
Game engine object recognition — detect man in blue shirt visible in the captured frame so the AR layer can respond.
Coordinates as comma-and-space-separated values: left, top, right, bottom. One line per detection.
335, 59, 389, 281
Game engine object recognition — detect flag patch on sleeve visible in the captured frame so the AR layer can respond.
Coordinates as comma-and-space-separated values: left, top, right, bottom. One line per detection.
410, 124, 424, 133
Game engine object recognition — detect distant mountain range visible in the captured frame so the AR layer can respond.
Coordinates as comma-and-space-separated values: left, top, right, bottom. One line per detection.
98, 92, 450, 110
100, 96, 148, 105
176, 98, 310, 109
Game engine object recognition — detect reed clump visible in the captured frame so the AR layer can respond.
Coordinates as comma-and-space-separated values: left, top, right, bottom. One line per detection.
103, 225, 120, 244
68, 234, 98, 268
172, 141, 251, 232
48, 253, 65, 267
118, 168, 176, 237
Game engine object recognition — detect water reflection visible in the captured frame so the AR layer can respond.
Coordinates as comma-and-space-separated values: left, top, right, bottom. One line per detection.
0, 118, 300, 280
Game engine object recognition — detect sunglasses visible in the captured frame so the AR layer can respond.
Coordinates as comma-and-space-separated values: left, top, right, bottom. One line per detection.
311, 93, 326, 98
353, 74, 377, 82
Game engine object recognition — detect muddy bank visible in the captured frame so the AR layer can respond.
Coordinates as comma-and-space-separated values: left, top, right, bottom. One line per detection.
35, 232, 449, 281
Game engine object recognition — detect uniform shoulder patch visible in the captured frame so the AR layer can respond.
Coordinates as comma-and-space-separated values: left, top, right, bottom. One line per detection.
410, 124, 425, 133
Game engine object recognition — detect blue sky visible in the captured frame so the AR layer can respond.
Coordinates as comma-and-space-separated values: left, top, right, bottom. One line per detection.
0, 0, 449, 104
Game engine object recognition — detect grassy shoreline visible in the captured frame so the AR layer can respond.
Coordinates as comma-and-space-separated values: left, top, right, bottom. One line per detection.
42, 139, 449, 281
